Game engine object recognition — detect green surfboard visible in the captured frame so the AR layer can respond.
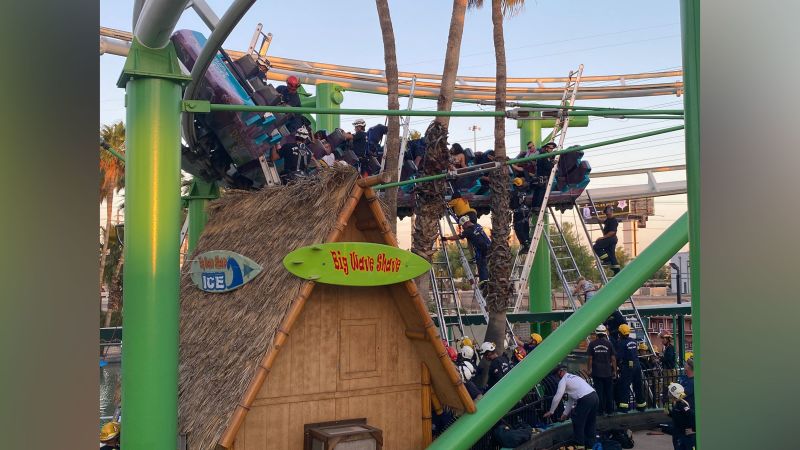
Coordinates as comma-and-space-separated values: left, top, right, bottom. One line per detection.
283, 242, 431, 286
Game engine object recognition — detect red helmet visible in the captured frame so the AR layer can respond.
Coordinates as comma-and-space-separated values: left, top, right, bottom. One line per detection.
286, 76, 300, 91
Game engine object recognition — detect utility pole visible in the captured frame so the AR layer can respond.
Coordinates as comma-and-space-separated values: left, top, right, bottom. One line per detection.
670, 261, 685, 367
468, 124, 480, 150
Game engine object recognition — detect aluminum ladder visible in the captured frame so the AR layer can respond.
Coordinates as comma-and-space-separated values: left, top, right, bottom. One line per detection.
429, 222, 467, 346
511, 65, 584, 311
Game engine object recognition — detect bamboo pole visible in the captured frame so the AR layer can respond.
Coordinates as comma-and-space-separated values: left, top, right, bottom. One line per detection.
422, 364, 433, 447
218, 180, 364, 448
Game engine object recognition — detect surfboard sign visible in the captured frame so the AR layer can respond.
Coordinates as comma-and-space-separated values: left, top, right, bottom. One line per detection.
190, 250, 263, 293
283, 242, 431, 286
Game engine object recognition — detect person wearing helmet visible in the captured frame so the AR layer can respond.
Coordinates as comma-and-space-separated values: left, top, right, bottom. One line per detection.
457, 360, 483, 401
344, 119, 373, 176
677, 356, 695, 410
477, 341, 511, 390
667, 382, 696, 450
587, 324, 617, 416
523, 333, 542, 354
614, 323, 647, 412
276, 75, 307, 133
510, 177, 531, 251
443, 216, 492, 285
637, 341, 655, 370
544, 365, 598, 450
458, 344, 479, 369
593, 205, 621, 275
448, 190, 478, 224
529, 142, 558, 215
272, 126, 314, 183
604, 309, 627, 343
99, 421, 121, 450
659, 332, 677, 372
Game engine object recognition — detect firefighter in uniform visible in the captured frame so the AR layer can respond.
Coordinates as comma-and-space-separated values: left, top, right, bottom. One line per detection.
477, 341, 511, 390
593, 205, 621, 275
273, 127, 313, 183
667, 382, 696, 450
614, 324, 647, 412
587, 324, 617, 416
510, 177, 531, 251
442, 216, 492, 287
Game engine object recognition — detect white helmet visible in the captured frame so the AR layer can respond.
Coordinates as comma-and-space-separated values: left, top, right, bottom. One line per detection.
461, 360, 475, 373
668, 382, 685, 399
352, 118, 366, 128
459, 216, 470, 226
459, 364, 474, 381
479, 342, 496, 354
295, 127, 310, 139
460, 346, 475, 360
595, 324, 608, 334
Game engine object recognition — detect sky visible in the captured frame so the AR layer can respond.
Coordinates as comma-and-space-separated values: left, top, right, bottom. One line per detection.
100, 0, 689, 254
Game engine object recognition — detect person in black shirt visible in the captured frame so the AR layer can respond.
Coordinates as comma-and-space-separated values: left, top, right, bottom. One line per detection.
660, 332, 677, 370
276, 75, 305, 134
478, 342, 511, 389
530, 142, 557, 214
443, 216, 492, 284
345, 118, 373, 176
604, 310, 627, 344
593, 205, 620, 275
587, 324, 617, 416
510, 177, 531, 251
273, 127, 313, 183
667, 382, 696, 450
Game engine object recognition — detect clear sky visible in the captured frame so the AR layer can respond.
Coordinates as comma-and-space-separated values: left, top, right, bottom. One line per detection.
100, 0, 688, 254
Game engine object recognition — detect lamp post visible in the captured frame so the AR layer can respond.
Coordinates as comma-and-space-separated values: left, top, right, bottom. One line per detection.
468, 124, 480, 151
670, 262, 685, 367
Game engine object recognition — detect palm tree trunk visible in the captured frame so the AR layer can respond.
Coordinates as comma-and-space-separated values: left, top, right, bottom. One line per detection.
375, 0, 401, 234
412, 0, 468, 297
101, 192, 114, 326
483, 0, 512, 354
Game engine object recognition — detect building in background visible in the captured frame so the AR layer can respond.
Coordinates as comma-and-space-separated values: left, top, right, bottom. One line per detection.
670, 251, 691, 295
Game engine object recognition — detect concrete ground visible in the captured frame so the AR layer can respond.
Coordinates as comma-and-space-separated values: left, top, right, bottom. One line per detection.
630, 429, 673, 450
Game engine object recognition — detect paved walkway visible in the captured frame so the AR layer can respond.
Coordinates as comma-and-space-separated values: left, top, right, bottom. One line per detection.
630, 429, 673, 450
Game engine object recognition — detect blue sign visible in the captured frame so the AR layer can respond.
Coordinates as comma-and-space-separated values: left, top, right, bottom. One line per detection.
190, 250, 263, 293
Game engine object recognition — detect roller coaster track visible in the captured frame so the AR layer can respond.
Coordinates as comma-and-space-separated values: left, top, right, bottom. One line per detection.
100, 27, 683, 101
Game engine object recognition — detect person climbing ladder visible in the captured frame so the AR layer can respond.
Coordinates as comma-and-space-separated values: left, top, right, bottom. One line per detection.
593, 205, 621, 275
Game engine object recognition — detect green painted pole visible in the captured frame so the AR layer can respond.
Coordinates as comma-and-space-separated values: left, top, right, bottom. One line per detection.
315, 83, 343, 133
118, 38, 190, 450
428, 213, 689, 450
680, 0, 701, 442
373, 125, 684, 191
185, 179, 218, 253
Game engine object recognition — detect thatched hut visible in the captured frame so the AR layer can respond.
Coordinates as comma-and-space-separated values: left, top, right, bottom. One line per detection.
179, 167, 475, 450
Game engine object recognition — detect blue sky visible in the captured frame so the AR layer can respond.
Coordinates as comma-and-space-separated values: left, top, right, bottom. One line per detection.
100, 0, 688, 251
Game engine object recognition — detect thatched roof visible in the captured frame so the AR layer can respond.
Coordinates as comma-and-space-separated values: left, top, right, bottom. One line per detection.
178, 167, 361, 450
179, 166, 474, 450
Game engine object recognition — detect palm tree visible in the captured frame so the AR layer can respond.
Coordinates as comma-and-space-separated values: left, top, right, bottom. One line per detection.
375, 0, 401, 234
411, 0, 469, 297
99, 121, 126, 325
467, 0, 524, 382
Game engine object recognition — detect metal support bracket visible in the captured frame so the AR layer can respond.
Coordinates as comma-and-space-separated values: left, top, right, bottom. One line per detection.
182, 100, 211, 113
182, 179, 220, 201
116, 38, 192, 88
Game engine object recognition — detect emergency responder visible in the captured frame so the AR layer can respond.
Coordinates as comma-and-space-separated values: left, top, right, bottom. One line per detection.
272, 127, 314, 183
99, 421, 121, 450
604, 309, 627, 343
345, 118, 373, 176
458, 343, 479, 369
457, 360, 483, 400
478, 342, 511, 389
524, 332, 542, 355
544, 365, 599, 450
667, 382, 696, 450
587, 324, 617, 416
276, 75, 306, 133
530, 142, 557, 214
448, 190, 478, 224
510, 177, 531, 251
593, 205, 621, 275
614, 324, 647, 412
638, 341, 655, 370
678, 356, 695, 410
442, 216, 492, 286
660, 332, 677, 373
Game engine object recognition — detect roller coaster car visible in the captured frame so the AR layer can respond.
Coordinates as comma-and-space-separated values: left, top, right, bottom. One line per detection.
171, 30, 298, 189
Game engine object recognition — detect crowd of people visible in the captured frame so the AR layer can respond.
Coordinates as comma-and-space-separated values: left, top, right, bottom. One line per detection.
439, 326, 695, 450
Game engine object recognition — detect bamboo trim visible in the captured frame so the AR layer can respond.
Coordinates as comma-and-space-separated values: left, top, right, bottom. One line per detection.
405, 330, 427, 341
431, 390, 444, 416
219, 180, 365, 448
421, 364, 433, 447
356, 172, 390, 188
363, 186, 476, 414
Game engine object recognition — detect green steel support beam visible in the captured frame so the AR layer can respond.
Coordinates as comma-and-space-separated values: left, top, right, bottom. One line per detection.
428, 213, 689, 450
680, 0, 701, 441
101, 144, 126, 163
315, 83, 343, 133
118, 38, 190, 450
372, 125, 684, 191
184, 179, 219, 253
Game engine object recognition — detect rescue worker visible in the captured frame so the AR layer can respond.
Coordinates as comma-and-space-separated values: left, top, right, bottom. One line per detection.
276, 75, 305, 133
587, 324, 617, 416
510, 177, 531, 252
660, 332, 677, 373
667, 382, 696, 450
530, 142, 557, 214
573, 276, 597, 305
478, 341, 512, 389
678, 356, 695, 410
367, 123, 388, 162
345, 118, 373, 176
524, 332, 542, 354
604, 309, 627, 343
458, 343, 479, 369
447, 190, 478, 224
442, 216, 492, 286
638, 341, 655, 370
544, 365, 599, 450
614, 324, 647, 412
99, 421, 121, 450
593, 205, 621, 275
458, 361, 483, 400
272, 127, 314, 183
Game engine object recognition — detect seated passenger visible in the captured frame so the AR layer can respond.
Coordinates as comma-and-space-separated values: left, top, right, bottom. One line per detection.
449, 143, 467, 169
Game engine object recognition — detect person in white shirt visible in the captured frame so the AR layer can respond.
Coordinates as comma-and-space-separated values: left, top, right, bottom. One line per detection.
543, 365, 599, 450
573, 277, 597, 305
